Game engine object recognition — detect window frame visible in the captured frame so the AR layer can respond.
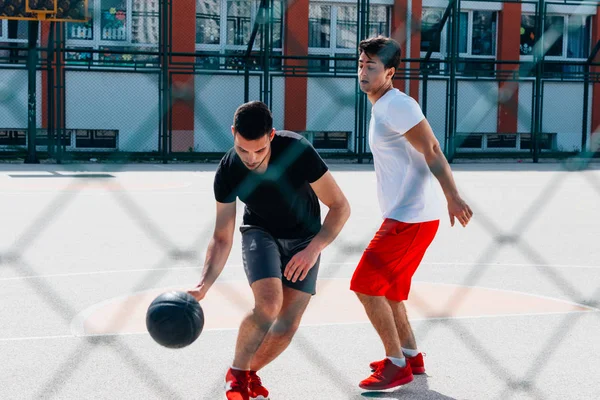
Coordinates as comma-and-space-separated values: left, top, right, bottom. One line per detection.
65, 0, 160, 64
307, 2, 391, 73
420, 8, 498, 60
0, 19, 37, 44
519, 13, 592, 62
195, 0, 284, 57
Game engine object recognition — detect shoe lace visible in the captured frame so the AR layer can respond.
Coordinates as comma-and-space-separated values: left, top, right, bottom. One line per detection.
251, 376, 262, 386
372, 360, 388, 378
249, 372, 262, 387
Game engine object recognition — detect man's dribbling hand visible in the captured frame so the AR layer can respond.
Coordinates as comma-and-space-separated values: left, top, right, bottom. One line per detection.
187, 282, 210, 302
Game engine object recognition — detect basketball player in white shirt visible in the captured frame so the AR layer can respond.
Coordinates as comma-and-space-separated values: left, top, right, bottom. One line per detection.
350, 36, 473, 390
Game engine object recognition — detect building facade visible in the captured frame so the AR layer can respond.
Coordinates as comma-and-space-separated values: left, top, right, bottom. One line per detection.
0, 0, 599, 155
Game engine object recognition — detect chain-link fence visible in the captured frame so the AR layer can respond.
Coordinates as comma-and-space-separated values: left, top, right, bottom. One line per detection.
1, 1, 600, 399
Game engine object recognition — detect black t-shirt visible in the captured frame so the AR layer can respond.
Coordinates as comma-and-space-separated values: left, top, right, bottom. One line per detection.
214, 131, 328, 239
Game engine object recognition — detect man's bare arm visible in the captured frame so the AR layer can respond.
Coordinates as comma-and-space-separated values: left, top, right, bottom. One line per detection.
284, 171, 351, 282
188, 201, 236, 300
404, 119, 473, 227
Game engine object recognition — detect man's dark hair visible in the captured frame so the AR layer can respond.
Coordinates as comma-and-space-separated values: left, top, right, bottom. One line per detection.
358, 36, 402, 70
233, 101, 273, 140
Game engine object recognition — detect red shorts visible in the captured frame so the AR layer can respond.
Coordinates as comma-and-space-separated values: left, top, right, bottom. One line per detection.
350, 218, 439, 302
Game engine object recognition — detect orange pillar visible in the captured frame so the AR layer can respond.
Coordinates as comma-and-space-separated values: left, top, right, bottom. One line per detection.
391, 0, 408, 94
591, 7, 600, 152
40, 22, 65, 139
283, 0, 309, 131
170, 0, 196, 152
497, 3, 521, 133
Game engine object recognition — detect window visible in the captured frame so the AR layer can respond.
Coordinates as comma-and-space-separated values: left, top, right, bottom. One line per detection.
420, 9, 443, 53
520, 14, 591, 58
520, 14, 592, 77
196, 0, 220, 45
196, 0, 283, 70
420, 9, 496, 56
300, 131, 350, 150
420, 8, 497, 76
0, 20, 28, 43
0, 20, 32, 62
520, 15, 536, 56
308, 3, 390, 72
470, 11, 496, 56
66, 0, 160, 65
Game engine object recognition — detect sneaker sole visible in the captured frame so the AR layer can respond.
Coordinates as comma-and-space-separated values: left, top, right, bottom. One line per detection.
250, 397, 269, 400
370, 367, 425, 375
359, 374, 414, 391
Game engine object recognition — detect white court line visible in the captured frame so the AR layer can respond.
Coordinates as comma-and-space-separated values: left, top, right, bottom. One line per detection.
1, 261, 599, 282
1, 309, 598, 343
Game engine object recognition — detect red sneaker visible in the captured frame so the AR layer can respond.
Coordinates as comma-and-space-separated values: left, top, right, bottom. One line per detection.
248, 371, 270, 399
370, 353, 425, 374
359, 358, 414, 391
225, 368, 250, 400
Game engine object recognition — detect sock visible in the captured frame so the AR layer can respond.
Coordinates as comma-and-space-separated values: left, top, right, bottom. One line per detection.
402, 347, 419, 357
387, 356, 406, 367
230, 366, 248, 372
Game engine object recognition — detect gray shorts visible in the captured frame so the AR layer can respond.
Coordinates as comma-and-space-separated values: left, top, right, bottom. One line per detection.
240, 225, 320, 295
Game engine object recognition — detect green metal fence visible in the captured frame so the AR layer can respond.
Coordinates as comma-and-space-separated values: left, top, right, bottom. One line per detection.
0, 0, 598, 163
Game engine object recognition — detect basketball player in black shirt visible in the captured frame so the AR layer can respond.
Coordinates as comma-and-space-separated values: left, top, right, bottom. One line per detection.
188, 101, 350, 400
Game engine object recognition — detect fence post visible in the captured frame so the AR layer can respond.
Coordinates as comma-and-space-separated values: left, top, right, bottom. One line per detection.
25, 21, 40, 164
160, 0, 171, 163
532, 0, 545, 163
445, 0, 459, 162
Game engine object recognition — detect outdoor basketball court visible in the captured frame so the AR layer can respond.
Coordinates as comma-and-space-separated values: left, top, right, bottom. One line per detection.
0, 161, 599, 399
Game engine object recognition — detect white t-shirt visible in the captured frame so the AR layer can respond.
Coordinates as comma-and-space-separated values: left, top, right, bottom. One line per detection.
369, 88, 444, 223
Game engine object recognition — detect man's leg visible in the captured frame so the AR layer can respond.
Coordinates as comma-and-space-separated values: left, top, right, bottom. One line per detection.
356, 293, 403, 359
383, 220, 440, 354
232, 278, 283, 370
387, 299, 417, 350
250, 285, 311, 371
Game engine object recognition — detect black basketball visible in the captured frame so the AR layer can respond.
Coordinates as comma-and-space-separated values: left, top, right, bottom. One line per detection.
146, 291, 204, 349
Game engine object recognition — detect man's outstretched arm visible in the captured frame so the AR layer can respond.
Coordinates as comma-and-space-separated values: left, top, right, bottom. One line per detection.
188, 201, 237, 300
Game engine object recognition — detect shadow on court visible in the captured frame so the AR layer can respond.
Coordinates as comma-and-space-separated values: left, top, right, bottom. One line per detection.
356, 375, 456, 399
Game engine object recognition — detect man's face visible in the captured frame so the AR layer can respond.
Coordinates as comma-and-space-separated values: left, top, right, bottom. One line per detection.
233, 129, 274, 170
358, 52, 393, 94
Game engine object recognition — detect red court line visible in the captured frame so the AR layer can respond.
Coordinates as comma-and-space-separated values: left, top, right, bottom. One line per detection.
70, 280, 595, 336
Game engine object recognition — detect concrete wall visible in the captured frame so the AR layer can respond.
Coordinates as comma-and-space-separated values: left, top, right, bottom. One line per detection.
306, 77, 357, 150
65, 71, 160, 152
193, 74, 286, 152
0, 69, 42, 129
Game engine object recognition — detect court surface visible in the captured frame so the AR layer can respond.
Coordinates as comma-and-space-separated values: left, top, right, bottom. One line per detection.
0, 161, 599, 400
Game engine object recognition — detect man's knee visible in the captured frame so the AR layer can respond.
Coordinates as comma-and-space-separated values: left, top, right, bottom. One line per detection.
356, 292, 381, 305
271, 315, 302, 337
253, 298, 283, 325
251, 278, 284, 324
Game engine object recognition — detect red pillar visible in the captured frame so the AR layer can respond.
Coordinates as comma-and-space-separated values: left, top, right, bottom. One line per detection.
40, 22, 65, 138
170, 0, 196, 151
283, 0, 309, 131
497, 3, 521, 133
